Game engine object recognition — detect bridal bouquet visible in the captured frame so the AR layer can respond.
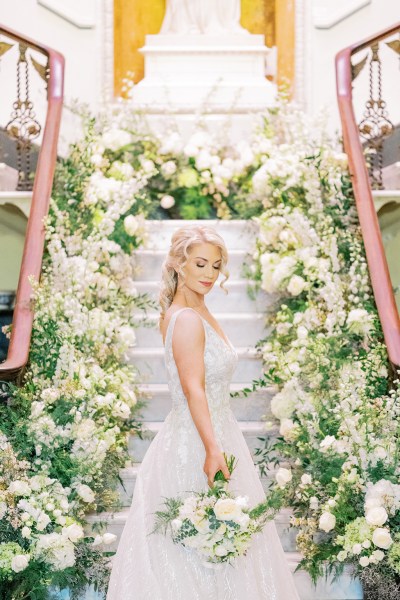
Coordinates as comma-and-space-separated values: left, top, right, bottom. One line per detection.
152, 455, 275, 567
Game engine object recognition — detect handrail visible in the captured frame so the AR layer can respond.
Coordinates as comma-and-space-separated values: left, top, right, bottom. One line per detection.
0, 24, 64, 381
335, 22, 400, 367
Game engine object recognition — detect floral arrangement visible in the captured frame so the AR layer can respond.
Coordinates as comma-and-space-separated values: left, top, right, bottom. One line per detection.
153, 454, 275, 567
0, 108, 156, 597
246, 98, 400, 596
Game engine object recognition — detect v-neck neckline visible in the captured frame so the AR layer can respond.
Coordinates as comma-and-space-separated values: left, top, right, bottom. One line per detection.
163, 307, 234, 351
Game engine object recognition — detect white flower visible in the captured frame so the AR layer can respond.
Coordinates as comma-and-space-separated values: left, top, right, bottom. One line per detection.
366, 507, 388, 527
0, 501, 7, 519
319, 436, 336, 453
309, 496, 319, 510
11, 554, 30, 573
275, 467, 292, 488
8, 480, 30, 496
76, 484, 95, 503
102, 532, 117, 545
160, 195, 175, 210
214, 544, 229, 557
123, 215, 139, 236
101, 129, 132, 152
319, 512, 336, 532
359, 556, 370, 567
301, 474, 312, 485
214, 498, 241, 521
337, 550, 347, 561
372, 528, 393, 549
279, 418, 298, 440
160, 160, 177, 177
62, 523, 84, 543
113, 400, 131, 419
371, 549, 385, 563
287, 275, 306, 296
375, 447, 387, 460
352, 543, 362, 555
21, 526, 31, 539
346, 308, 373, 336
171, 519, 183, 532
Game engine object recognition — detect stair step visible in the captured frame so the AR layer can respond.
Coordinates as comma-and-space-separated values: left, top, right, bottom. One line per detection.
128, 420, 273, 462
133, 248, 251, 281
133, 279, 271, 313
127, 346, 263, 384
134, 312, 267, 347
142, 219, 260, 251
137, 382, 275, 421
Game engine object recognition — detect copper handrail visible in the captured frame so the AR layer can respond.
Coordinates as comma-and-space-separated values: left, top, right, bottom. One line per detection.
335, 22, 400, 367
0, 25, 64, 380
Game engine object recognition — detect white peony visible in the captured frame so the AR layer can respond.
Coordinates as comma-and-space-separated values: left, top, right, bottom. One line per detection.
287, 275, 306, 296
11, 554, 30, 573
366, 507, 388, 527
319, 512, 336, 532
275, 467, 292, 488
372, 527, 393, 549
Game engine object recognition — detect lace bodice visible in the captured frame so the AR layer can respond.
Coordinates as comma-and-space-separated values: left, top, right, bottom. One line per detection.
164, 307, 238, 437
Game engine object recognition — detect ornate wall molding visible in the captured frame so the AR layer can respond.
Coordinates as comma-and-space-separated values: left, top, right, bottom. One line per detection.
312, 0, 371, 29
37, 0, 96, 29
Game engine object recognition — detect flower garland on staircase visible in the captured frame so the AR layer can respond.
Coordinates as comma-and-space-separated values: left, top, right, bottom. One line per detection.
248, 100, 400, 597
0, 110, 153, 598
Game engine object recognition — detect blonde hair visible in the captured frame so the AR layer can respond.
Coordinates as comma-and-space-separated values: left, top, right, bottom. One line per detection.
158, 224, 229, 328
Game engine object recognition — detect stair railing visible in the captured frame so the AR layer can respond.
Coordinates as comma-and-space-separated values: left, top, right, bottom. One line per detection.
335, 22, 400, 367
0, 24, 64, 381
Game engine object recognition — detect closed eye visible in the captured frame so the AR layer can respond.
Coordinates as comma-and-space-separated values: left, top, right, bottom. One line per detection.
197, 264, 221, 270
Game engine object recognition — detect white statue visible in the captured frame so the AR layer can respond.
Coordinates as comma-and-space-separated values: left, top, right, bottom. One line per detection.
160, 0, 248, 35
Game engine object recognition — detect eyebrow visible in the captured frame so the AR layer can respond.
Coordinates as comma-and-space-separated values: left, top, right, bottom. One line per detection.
195, 256, 222, 263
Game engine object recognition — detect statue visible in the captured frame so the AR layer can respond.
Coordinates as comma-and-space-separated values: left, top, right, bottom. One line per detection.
159, 0, 248, 35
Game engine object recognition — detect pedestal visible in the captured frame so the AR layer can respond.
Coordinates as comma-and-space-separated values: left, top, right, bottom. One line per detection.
128, 33, 277, 142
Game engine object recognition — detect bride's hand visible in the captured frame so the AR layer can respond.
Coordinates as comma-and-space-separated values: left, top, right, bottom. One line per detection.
204, 448, 230, 487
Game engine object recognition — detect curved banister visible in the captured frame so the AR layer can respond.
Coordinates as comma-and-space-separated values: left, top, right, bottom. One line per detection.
0, 24, 64, 380
335, 22, 400, 367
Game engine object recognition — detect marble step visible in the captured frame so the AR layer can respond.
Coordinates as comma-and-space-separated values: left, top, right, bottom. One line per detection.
133, 248, 251, 281
128, 420, 273, 463
137, 382, 275, 421
134, 312, 267, 347
143, 219, 260, 251
127, 346, 263, 384
133, 279, 271, 313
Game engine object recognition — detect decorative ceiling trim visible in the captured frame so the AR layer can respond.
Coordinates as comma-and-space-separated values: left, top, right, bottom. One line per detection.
312, 0, 371, 29
37, 0, 96, 29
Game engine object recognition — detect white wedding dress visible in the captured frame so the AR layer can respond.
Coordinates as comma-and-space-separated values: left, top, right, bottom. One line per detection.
107, 307, 300, 599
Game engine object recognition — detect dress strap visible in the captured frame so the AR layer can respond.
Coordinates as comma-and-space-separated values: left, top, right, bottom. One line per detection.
164, 307, 205, 351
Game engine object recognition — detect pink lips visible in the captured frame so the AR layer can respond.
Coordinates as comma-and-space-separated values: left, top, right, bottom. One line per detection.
199, 281, 212, 287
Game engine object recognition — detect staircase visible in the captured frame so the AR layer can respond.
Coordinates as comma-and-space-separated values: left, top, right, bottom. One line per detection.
86, 220, 362, 600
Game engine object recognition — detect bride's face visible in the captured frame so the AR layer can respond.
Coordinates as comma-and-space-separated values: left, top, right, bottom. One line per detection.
179, 242, 222, 295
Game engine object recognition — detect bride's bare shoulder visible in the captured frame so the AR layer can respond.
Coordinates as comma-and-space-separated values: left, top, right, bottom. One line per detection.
164, 307, 204, 348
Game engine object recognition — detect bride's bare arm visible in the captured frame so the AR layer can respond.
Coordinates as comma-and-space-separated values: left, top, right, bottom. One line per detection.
172, 310, 230, 486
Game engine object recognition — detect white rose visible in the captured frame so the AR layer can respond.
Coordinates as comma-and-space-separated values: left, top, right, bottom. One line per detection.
160, 194, 175, 210
275, 467, 292, 488
371, 549, 385, 562
372, 527, 393, 549
124, 215, 139, 236
21, 526, 31, 539
214, 498, 241, 521
279, 419, 298, 440
287, 275, 306, 296
102, 532, 117, 545
76, 484, 95, 503
359, 556, 370, 567
62, 523, 84, 543
160, 160, 177, 177
8, 480, 30, 496
366, 507, 388, 527
11, 554, 30, 573
362, 540, 371, 549
236, 513, 251, 529
319, 512, 336, 533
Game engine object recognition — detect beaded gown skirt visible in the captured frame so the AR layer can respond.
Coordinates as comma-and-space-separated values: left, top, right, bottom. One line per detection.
106, 307, 300, 599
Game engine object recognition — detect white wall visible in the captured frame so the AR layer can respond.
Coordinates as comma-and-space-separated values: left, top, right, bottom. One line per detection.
302, 0, 400, 137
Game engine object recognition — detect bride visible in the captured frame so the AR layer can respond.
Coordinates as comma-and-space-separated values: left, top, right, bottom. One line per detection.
106, 224, 300, 599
